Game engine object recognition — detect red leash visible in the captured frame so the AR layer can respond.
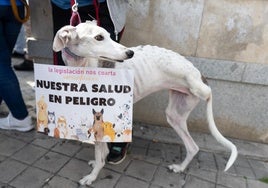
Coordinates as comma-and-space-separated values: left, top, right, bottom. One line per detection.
70, 0, 81, 26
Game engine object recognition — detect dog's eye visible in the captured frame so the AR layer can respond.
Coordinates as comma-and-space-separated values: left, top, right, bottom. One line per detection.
95, 35, 104, 41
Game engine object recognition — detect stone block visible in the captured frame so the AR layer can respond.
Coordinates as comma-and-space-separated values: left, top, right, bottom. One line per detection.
10, 167, 52, 188
197, 0, 268, 64
126, 160, 157, 181
0, 159, 27, 183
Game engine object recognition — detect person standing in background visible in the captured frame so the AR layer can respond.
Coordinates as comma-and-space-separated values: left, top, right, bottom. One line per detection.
12, 23, 34, 71
51, 0, 129, 164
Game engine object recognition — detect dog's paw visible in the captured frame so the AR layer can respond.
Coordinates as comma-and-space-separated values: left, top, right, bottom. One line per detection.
79, 174, 96, 186
168, 164, 184, 173
88, 160, 96, 168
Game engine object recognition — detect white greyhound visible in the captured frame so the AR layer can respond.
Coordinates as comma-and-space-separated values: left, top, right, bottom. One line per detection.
53, 21, 238, 186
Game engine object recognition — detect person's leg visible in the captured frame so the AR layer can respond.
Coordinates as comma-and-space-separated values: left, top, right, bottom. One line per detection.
0, 6, 33, 131
12, 24, 34, 71
0, 6, 28, 118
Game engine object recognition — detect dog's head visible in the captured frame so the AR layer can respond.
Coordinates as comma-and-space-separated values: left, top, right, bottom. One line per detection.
38, 96, 47, 111
57, 116, 67, 129
53, 21, 134, 63
92, 109, 104, 122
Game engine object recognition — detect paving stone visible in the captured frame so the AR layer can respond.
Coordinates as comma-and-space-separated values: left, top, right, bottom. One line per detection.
188, 167, 217, 183
115, 176, 149, 188
151, 166, 185, 188
9, 167, 52, 188
11, 144, 47, 164
235, 166, 255, 179
0, 154, 7, 162
198, 151, 217, 171
0, 135, 27, 157
217, 172, 247, 188
3, 130, 36, 143
129, 145, 147, 156
105, 156, 131, 173
0, 182, 15, 188
131, 154, 161, 166
184, 175, 215, 188
32, 137, 58, 149
125, 160, 157, 181
214, 153, 236, 174
58, 158, 92, 182
147, 147, 165, 161
149, 185, 162, 188
74, 146, 95, 161
162, 150, 182, 167
33, 151, 70, 173
248, 159, 268, 179
43, 175, 78, 188
234, 155, 250, 168
52, 140, 82, 157
131, 137, 150, 148
90, 168, 121, 188
0, 159, 27, 183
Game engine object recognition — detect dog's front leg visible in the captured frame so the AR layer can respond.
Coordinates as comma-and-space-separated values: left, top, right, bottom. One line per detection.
79, 142, 109, 185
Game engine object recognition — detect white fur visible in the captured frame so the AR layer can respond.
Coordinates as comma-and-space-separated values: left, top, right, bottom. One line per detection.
53, 21, 238, 186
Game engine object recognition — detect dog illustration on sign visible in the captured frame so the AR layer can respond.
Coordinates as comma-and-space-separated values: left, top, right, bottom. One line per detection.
37, 96, 48, 133
54, 116, 68, 138
89, 109, 116, 142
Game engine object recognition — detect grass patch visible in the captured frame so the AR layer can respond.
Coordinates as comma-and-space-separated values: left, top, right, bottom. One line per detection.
259, 177, 268, 184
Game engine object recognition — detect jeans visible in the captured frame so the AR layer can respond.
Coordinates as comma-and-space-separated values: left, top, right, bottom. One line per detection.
0, 6, 28, 119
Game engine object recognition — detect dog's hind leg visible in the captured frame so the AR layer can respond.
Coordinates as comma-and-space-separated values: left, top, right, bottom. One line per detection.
165, 90, 200, 173
79, 142, 109, 185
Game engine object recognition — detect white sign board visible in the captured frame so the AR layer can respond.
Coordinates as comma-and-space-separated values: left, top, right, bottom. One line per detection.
34, 64, 133, 144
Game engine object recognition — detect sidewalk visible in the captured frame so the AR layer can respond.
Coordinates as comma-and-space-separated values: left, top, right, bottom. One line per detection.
0, 58, 267, 188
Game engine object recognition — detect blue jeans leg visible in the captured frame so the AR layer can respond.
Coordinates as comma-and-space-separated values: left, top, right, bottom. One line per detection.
0, 6, 28, 119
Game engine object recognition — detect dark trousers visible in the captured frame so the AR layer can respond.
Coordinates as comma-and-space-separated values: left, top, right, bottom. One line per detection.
0, 6, 28, 119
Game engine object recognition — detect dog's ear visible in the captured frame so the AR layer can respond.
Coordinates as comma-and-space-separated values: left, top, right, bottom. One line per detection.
53, 25, 77, 52
101, 109, 104, 114
93, 109, 96, 115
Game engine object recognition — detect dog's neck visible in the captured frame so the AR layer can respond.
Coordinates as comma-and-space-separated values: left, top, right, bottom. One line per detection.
62, 47, 99, 67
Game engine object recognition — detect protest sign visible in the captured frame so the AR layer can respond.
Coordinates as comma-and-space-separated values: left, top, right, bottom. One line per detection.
34, 64, 133, 144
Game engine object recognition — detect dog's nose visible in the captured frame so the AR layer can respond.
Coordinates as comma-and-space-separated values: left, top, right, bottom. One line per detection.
126, 50, 134, 58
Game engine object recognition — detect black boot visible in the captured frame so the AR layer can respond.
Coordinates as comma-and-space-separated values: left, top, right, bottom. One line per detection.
14, 59, 33, 71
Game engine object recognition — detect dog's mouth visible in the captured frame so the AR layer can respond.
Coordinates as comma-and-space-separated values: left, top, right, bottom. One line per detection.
99, 56, 124, 63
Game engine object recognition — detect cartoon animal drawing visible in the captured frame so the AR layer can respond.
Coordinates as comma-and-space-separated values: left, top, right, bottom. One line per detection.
90, 109, 116, 142
91, 109, 104, 142
114, 130, 124, 142
123, 128, 132, 142
54, 116, 68, 138
47, 111, 56, 137
68, 124, 79, 140
37, 96, 48, 133
102, 122, 115, 142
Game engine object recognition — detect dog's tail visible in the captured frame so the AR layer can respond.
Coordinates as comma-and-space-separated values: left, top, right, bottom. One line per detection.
206, 94, 238, 171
